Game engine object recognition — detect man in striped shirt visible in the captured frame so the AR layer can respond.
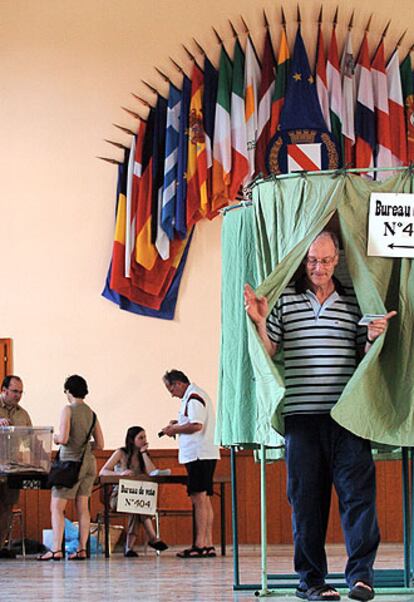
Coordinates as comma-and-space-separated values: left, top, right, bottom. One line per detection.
244, 231, 396, 602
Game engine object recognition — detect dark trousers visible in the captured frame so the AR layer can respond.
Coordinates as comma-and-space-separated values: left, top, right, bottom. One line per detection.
284, 414, 380, 589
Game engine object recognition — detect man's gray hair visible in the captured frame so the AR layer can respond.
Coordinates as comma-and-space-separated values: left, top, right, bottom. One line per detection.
314, 230, 340, 253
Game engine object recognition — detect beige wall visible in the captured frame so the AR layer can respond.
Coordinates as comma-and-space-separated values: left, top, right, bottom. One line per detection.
1, 0, 412, 449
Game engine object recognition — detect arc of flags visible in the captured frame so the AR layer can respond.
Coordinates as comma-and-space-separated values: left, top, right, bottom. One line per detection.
102, 10, 414, 320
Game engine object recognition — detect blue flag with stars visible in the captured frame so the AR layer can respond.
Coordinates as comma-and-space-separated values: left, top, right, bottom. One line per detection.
279, 28, 326, 131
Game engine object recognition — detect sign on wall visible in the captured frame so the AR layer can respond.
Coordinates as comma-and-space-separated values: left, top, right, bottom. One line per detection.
368, 193, 414, 258
116, 479, 158, 515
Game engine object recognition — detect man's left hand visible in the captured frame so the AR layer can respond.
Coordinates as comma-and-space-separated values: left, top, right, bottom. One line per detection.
367, 310, 397, 343
161, 425, 177, 437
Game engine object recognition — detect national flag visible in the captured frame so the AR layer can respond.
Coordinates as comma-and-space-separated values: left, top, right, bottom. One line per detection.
279, 28, 326, 131
161, 83, 181, 240
109, 147, 185, 309
202, 56, 218, 216
255, 29, 275, 176
212, 45, 232, 213
109, 149, 131, 294
341, 31, 356, 167
150, 95, 168, 258
371, 39, 393, 179
229, 39, 249, 200
125, 134, 136, 277
327, 25, 343, 164
315, 24, 331, 130
135, 108, 157, 270
400, 52, 414, 162
387, 49, 408, 167
103, 157, 194, 319
102, 231, 193, 320
270, 27, 290, 135
175, 74, 191, 239
355, 33, 375, 173
130, 234, 189, 302
244, 36, 261, 180
186, 61, 208, 227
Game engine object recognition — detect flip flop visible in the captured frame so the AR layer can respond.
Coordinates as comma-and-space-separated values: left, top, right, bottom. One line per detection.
148, 539, 168, 552
37, 550, 63, 561
296, 584, 341, 601
68, 549, 87, 560
348, 583, 375, 601
176, 546, 205, 558
204, 546, 217, 557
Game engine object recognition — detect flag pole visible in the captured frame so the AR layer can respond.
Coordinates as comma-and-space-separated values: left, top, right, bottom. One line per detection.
112, 123, 135, 136
140, 79, 158, 95
96, 156, 122, 165
347, 10, 354, 32
154, 66, 170, 83
121, 106, 143, 120
104, 139, 129, 150
332, 6, 339, 28
130, 93, 153, 108
240, 15, 261, 67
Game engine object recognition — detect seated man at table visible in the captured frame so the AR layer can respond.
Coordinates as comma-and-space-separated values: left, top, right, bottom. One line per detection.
161, 370, 220, 558
0, 375, 32, 559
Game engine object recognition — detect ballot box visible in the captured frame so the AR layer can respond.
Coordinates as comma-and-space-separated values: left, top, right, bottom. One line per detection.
0, 426, 53, 473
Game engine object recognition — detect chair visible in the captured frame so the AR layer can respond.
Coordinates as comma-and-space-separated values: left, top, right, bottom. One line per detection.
6, 507, 25, 557
95, 510, 160, 556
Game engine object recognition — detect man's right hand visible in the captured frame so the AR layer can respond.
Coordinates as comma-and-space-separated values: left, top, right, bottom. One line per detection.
244, 284, 268, 324
0, 418, 10, 426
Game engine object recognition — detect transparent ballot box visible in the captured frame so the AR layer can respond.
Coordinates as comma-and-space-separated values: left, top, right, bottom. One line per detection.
0, 426, 53, 473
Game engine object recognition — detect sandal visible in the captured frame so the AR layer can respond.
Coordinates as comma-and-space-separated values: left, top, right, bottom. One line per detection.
204, 546, 217, 557
124, 549, 139, 557
148, 539, 168, 552
68, 549, 87, 561
176, 545, 205, 558
37, 550, 63, 561
296, 584, 340, 601
349, 583, 375, 601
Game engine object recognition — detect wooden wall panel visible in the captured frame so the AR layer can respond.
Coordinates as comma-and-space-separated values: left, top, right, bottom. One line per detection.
14, 450, 404, 547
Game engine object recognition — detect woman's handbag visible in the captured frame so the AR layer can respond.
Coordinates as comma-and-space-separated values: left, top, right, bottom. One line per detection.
47, 412, 96, 488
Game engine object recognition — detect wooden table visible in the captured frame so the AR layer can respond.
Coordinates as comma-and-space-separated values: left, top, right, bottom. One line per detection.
98, 473, 230, 558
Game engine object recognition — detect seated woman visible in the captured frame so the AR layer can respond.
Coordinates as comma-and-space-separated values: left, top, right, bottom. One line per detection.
99, 426, 168, 557
38, 374, 104, 561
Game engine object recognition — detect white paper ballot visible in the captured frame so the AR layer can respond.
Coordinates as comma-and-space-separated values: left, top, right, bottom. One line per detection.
149, 469, 172, 477
358, 314, 386, 326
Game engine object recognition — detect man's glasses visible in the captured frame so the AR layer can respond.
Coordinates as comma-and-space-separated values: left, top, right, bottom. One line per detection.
8, 389, 23, 395
305, 255, 337, 267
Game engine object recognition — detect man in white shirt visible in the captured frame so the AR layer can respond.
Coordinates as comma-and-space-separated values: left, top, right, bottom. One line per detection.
161, 369, 220, 558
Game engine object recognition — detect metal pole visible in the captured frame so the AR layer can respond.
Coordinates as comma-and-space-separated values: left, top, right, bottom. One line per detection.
258, 444, 270, 596
402, 448, 410, 587
231, 446, 240, 588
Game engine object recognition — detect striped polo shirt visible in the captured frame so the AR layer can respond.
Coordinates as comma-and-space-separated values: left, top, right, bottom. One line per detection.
266, 277, 365, 416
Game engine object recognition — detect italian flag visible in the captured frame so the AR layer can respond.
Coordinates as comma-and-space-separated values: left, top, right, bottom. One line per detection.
212, 46, 232, 213
229, 39, 249, 200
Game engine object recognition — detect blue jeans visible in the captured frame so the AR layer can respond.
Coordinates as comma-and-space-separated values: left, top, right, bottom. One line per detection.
285, 414, 380, 589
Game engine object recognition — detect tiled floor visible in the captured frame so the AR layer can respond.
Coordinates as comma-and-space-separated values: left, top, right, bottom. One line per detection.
1, 544, 414, 601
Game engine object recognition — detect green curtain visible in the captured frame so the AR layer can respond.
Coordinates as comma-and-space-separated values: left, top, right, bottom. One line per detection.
216, 171, 414, 448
